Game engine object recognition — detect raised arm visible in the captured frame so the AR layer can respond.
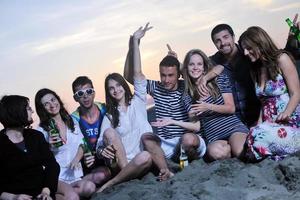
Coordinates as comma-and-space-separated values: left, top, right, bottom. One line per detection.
124, 23, 152, 83
132, 23, 152, 81
123, 36, 135, 84
285, 14, 300, 59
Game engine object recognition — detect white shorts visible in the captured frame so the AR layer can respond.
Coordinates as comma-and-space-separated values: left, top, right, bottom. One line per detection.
160, 135, 206, 159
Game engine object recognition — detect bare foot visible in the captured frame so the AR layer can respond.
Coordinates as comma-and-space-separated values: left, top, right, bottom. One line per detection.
158, 168, 174, 181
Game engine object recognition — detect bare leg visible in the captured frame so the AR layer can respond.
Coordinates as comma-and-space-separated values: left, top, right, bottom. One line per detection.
96, 151, 152, 192
56, 181, 80, 200
103, 128, 128, 168
181, 133, 201, 161
206, 140, 231, 161
141, 133, 173, 181
71, 179, 95, 198
82, 166, 111, 185
229, 132, 247, 158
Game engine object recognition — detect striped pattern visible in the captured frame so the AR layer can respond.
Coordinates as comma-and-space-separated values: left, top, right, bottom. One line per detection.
147, 80, 189, 139
184, 73, 248, 143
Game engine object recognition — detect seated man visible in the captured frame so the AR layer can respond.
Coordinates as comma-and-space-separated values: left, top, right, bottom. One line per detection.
124, 27, 222, 180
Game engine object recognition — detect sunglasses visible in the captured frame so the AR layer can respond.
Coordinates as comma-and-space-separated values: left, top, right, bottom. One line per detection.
74, 88, 95, 98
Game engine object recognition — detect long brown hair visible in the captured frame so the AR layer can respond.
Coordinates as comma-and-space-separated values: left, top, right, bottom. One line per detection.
104, 73, 133, 128
35, 88, 75, 132
239, 26, 293, 85
182, 49, 219, 101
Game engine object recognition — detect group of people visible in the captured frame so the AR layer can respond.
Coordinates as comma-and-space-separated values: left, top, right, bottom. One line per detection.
1, 14, 300, 200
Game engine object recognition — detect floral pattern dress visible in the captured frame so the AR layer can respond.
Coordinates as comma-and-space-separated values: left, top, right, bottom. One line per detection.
246, 74, 300, 161
256, 73, 300, 127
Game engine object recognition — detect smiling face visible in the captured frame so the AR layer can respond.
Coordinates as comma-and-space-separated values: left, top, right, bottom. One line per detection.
41, 93, 61, 116
74, 83, 95, 109
187, 54, 204, 80
108, 79, 125, 103
159, 66, 179, 91
213, 30, 235, 56
241, 42, 261, 62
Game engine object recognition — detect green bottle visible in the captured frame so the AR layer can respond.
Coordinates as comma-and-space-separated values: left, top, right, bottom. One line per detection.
286, 18, 300, 41
109, 144, 118, 169
81, 138, 92, 154
48, 119, 63, 148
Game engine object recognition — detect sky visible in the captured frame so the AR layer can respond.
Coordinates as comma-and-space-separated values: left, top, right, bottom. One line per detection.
0, 0, 299, 128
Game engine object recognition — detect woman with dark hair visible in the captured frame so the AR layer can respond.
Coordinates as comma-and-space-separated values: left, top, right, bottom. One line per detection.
238, 26, 300, 161
0, 95, 60, 200
95, 24, 153, 192
35, 89, 96, 199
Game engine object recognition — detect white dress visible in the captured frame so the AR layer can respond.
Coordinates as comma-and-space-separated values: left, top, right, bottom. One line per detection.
37, 120, 84, 184
97, 79, 153, 161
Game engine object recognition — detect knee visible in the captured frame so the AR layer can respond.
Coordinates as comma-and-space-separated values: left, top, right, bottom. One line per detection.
141, 133, 159, 146
92, 169, 111, 184
64, 191, 80, 200
103, 128, 119, 142
207, 143, 231, 160
134, 151, 152, 167
181, 133, 199, 149
231, 146, 244, 158
81, 181, 96, 197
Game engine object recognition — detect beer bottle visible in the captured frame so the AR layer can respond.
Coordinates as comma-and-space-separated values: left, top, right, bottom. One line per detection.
81, 138, 92, 154
179, 144, 188, 170
48, 119, 63, 148
286, 18, 300, 41
108, 141, 118, 169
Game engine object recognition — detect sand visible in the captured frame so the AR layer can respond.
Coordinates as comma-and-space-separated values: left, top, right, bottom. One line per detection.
91, 152, 300, 200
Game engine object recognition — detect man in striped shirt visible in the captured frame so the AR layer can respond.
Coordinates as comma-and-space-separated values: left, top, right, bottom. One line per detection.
124, 36, 206, 181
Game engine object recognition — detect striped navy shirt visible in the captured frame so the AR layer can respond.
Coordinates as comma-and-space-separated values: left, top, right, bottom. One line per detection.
183, 73, 248, 143
147, 79, 189, 139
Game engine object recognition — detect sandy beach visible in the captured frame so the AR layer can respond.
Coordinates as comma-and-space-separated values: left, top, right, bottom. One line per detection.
91, 152, 300, 200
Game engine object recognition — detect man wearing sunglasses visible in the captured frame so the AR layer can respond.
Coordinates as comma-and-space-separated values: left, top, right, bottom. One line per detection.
71, 76, 111, 186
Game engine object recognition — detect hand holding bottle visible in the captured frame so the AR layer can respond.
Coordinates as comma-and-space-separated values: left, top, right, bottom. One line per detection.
286, 14, 300, 41
48, 119, 63, 148
83, 152, 95, 168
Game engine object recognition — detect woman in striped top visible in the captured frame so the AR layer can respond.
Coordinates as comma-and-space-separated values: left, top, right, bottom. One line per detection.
181, 49, 249, 161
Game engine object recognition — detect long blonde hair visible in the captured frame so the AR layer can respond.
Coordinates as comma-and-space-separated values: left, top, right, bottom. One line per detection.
182, 49, 220, 101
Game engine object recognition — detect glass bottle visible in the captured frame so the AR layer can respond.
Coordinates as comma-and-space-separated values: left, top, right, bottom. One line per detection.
286, 18, 300, 41
179, 144, 188, 170
81, 138, 92, 154
48, 119, 63, 148
108, 141, 118, 168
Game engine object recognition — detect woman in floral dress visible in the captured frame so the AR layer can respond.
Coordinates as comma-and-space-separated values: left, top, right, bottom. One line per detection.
239, 26, 300, 161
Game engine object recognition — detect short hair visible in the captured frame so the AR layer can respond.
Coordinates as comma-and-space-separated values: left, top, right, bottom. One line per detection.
211, 24, 235, 41
72, 76, 94, 94
159, 55, 180, 72
0, 95, 31, 128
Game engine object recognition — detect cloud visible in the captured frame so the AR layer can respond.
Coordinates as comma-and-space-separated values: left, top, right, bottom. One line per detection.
243, 0, 273, 7
268, 2, 300, 12
32, 28, 124, 54
112, 50, 158, 69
